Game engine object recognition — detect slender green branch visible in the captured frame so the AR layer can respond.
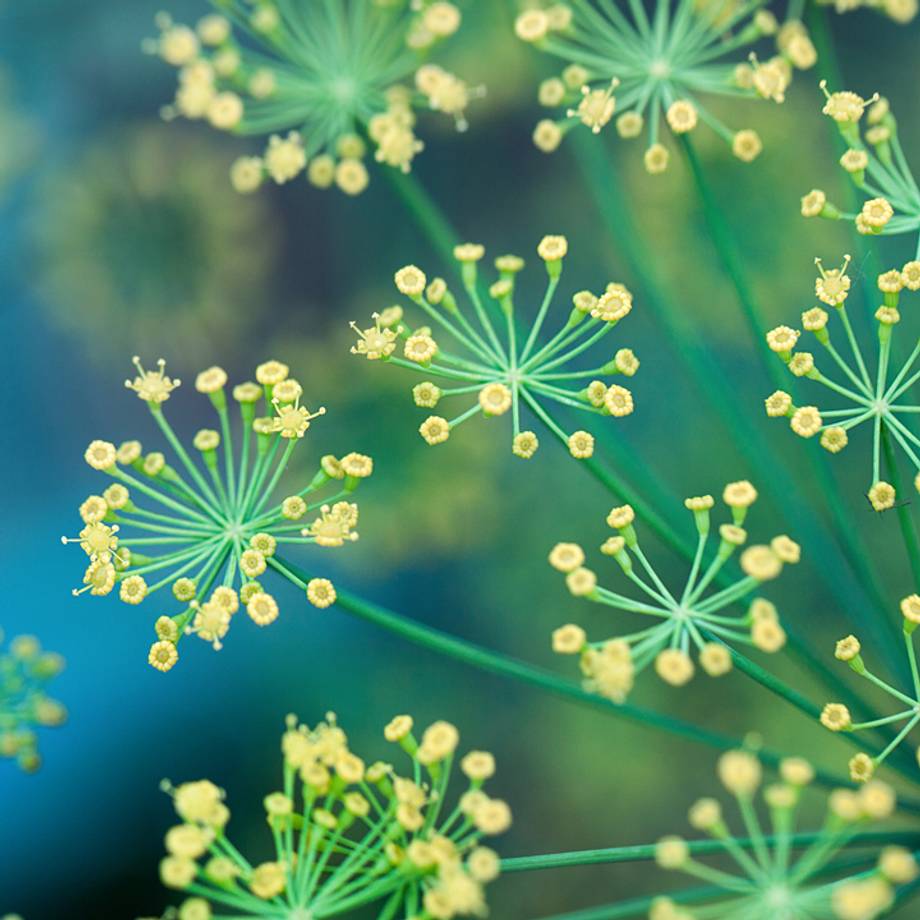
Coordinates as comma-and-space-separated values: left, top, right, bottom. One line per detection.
384, 169, 459, 263
526, 885, 722, 920
882, 425, 920, 589
501, 832, 920, 873
679, 135, 780, 389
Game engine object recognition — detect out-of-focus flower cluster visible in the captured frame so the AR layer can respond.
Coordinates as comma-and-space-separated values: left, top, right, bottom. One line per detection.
156, 712, 510, 919
31, 125, 277, 363
650, 748, 908, 920
0, 631, 66, 773
149, 0, 477, 195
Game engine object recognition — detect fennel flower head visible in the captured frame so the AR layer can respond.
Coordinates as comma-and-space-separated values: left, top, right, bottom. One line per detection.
515, 0, 817, 172
147, 0, 477, 195
351, 236, 641, 461
765, 257, 920, 509
824, 592, 920, 782
0, 631, 66, 773
155, 712, 509, 919
551, 482, 796, 702
649, 749, 907, 920
802, 85, 920, 253
64, 358, 373, 673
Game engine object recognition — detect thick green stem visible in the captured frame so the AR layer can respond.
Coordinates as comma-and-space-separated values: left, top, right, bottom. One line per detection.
526, 886, 721, 920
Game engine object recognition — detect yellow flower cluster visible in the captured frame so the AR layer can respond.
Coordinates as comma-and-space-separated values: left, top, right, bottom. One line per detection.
551, 483, 795, 701
765, 257, 920, 508
65, 358, 371, 672
516, 0, 816, 171
802, 84, 920, 249
351, 236, 640, 460
148, 2, 475, 195
158, 712, 509, 918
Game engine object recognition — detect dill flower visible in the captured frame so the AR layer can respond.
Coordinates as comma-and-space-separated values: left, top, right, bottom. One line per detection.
148, 2, 475, 195
803, 84, 920, 248
824, 593, 920, 779
0, 630, 66, 772
155, 712, 509, 917
551, 484, 795, 701
765, 256, 920, 506
351, 237, 640, 460
515, 0, 816, 171
650, 749, 903, 918
64, 358, 371, 671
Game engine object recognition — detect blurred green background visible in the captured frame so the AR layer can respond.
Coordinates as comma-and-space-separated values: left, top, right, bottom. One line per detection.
2, 1, 920, 916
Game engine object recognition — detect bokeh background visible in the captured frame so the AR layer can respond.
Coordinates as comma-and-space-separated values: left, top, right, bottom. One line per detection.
2, 1, 920, 916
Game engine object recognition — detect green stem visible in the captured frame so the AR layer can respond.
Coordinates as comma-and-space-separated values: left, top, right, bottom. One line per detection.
522, 391, 687, 558
679, 135, 780, 389
725, 642, 920, 780
882, 425, 920, 590
384, 170, 459, 263
501, 831, 920, 872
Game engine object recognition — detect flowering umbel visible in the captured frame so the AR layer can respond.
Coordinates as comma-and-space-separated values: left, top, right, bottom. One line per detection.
649, 749, 905, 920
351, 237, 640, 460
823, 593, 920, 782
64, 358, 372, 672
802, 85, 920, 250
765, 258, 920, 509
0, 631, 66, 772
551, 483, 795, 701
155, 713, 509, 919
515, 0, 816, 171
148, 1, 476, 195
